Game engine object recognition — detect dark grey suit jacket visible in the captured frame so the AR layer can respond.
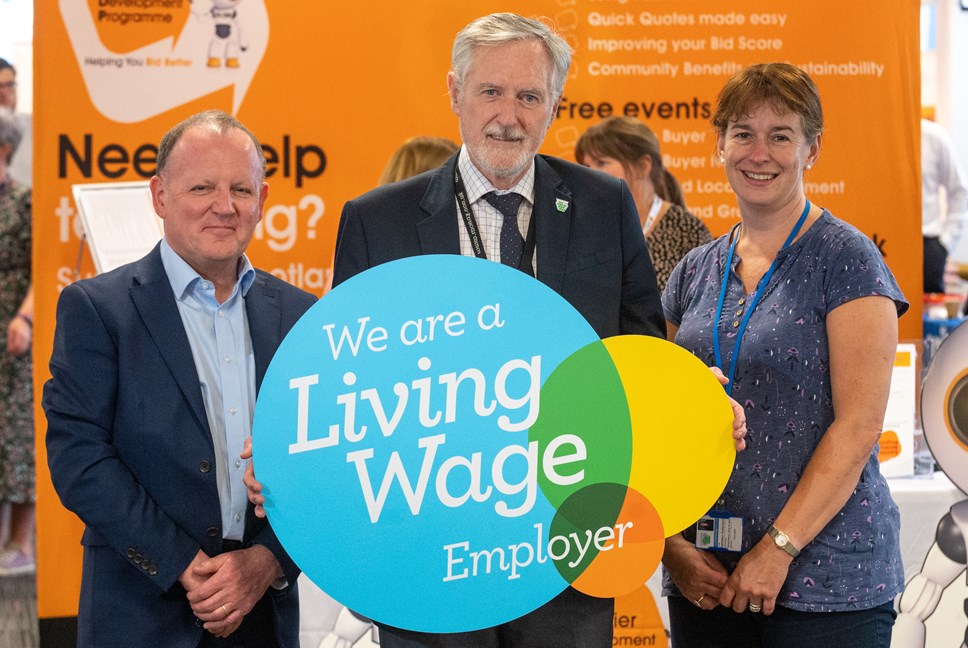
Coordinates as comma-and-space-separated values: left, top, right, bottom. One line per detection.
43, 243, 315, 648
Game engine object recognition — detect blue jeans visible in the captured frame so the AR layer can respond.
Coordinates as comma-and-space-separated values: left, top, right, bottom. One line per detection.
667, 596, 896, 648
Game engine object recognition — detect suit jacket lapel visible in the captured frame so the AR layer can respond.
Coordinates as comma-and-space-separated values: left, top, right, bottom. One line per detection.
244, 273, 282, 391
129, 245, 210, 437
533, 155, 572, 293
417, 154, 461, 255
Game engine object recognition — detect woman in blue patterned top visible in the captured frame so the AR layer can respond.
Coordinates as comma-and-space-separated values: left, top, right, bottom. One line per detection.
661, 63, 908, 647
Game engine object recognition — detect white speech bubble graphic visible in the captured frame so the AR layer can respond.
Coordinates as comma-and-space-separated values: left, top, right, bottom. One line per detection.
59, 0, 268, 122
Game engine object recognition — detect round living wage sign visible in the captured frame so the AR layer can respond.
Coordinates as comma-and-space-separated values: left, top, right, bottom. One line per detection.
253, 255, 734, 632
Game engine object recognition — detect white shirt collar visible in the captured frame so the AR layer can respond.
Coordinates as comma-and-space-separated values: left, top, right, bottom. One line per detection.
457, 146, 536, 206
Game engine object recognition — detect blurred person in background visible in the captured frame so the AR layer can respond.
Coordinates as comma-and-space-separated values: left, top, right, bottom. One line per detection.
0, 107, 34, 576
379, 136, 459, 186
0, 58, 31, 187
921, 117, 968, 295
576, 116, 711, 291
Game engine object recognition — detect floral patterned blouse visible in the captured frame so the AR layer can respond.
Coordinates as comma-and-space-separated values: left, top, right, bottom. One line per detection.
646, 203, 712, 294
662, 210, 908, 612
0, 176, 33, 503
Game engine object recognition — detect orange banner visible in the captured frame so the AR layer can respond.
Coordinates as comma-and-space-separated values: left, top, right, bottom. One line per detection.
34, 0, 919, 622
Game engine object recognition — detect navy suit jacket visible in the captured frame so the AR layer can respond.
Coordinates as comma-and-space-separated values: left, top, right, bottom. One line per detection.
43, 244, 315, 648
333, 153, 665, 340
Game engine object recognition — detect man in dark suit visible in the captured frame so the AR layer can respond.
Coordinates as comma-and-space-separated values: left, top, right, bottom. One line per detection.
331, 12, 664, 648
43, 110, 315, 647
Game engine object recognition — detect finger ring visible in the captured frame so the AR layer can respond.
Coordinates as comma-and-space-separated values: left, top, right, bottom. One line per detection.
221, 604, 230, 616
748, 603, 762, 613
694, 594, 705, 607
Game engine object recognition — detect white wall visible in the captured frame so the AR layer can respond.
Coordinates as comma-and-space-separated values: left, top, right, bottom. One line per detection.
935, 2, 967, 159
0, 0, 33, 112
928, 0, 968, 261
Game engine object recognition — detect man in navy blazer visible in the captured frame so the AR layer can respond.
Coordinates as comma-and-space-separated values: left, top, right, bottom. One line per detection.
331, 12, 664, 648
44, 110, 314, 647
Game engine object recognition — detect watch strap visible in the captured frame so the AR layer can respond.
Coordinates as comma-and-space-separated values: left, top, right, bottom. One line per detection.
766, 525, 800, 558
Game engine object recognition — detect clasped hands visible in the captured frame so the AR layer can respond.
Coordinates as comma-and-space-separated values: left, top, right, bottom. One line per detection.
178, 544, 282, 638
665, 533, 793, 617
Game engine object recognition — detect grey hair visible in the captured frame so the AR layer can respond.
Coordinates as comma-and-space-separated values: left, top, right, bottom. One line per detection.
451, 13, 572, 98
156, 109, 265, 178
0, 108, 23, 164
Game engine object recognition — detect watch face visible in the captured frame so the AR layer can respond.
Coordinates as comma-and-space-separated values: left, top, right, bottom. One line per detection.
775, 532, 789, 546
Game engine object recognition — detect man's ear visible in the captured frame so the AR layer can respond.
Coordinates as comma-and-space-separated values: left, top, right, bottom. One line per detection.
149, 175, 166, 220
447, 72, 461, 115
546, 95, 563, 131
257, 181, 268, 224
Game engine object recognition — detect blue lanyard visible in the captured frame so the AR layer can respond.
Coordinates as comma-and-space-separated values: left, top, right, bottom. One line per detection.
713, 200, 812, 396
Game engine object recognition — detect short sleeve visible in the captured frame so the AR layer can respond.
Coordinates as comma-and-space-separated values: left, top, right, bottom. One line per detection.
823, 228, 909, 317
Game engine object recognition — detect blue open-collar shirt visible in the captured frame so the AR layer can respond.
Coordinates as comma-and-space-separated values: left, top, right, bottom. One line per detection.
160, 238, 256, 541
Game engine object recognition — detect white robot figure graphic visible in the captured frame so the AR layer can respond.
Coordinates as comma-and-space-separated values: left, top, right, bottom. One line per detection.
893, 320, 968, 647
317, 607, 377, 648
297, 573, 378, 648
195, 0, 248, 68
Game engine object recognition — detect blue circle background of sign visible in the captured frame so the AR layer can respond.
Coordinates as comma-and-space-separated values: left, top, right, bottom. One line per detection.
253, 255, 603, 632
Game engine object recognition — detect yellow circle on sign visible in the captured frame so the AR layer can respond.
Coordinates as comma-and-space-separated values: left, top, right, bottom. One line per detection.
602, 335, 736, 536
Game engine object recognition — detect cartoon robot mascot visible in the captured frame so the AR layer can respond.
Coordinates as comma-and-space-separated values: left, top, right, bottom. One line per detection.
892, 320, 968, 648
193, 0, 249, 68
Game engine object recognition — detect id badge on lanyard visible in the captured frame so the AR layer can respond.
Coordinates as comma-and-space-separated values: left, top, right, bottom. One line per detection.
695, 510, 743, 552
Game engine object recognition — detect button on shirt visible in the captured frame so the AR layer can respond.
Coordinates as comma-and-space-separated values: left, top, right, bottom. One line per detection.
160, 239, 256, 541
456, 146, 537, 273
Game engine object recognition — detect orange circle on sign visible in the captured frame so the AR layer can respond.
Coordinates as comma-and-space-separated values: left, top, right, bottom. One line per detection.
570, 488, 664, 599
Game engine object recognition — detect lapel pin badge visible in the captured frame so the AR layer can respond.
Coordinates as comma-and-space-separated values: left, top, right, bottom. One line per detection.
555, 198, 569, 213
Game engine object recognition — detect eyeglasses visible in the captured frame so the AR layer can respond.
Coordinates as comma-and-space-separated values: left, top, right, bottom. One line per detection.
0, 82, 16, 90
